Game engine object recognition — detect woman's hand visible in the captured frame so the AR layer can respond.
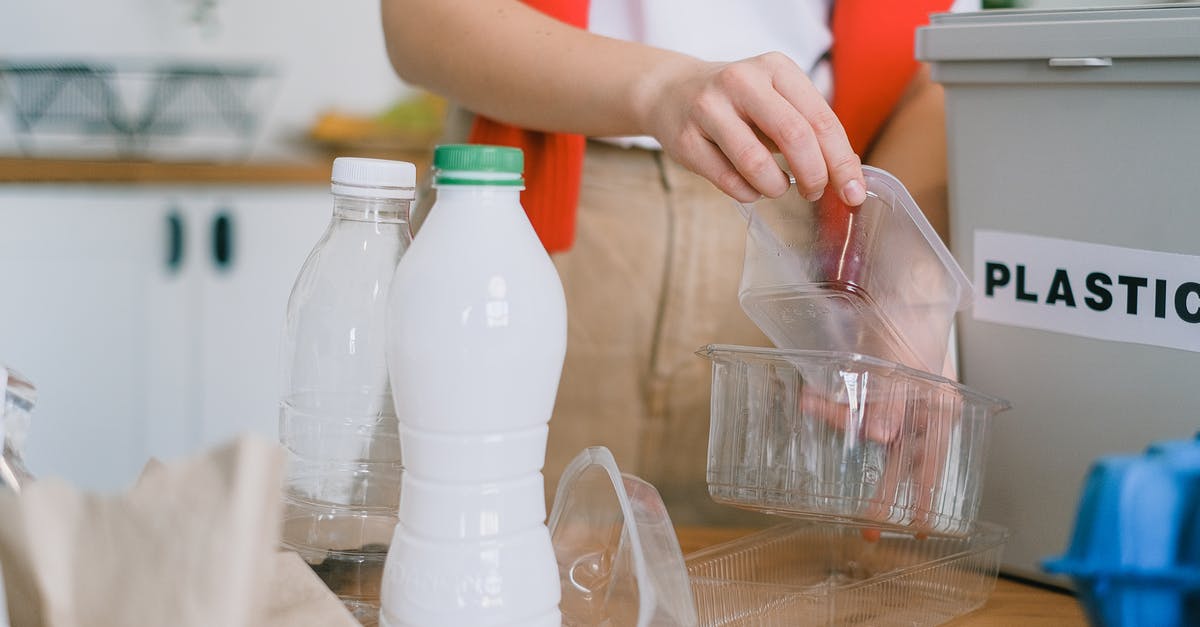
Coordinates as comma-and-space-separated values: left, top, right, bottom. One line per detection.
638, 52, 867, 206
382, 1, 864, 205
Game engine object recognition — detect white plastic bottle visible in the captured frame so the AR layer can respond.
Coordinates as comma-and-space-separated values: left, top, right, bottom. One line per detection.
278, 157, 416, 623
380, 145, 566, 626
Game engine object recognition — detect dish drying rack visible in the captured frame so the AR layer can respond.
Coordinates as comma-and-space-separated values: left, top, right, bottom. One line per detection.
0, 60, 275, 160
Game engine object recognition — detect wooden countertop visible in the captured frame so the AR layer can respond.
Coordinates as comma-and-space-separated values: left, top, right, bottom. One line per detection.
674, 526, 1087, 627
0, 156, 333, 184
0, 154, 430, 185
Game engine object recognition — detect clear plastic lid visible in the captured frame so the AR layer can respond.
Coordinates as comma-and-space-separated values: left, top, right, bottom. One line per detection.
547, 446, 697, 627
738, 166, 971, 374
1, 365, 36, 492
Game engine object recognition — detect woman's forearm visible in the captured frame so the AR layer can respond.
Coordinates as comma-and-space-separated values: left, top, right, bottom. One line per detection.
381, 0, 686, 137
381, 0, 866, 205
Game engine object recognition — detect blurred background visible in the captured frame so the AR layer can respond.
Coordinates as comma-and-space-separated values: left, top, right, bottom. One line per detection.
0, 0, 443, 161
0, 0, 444, 493
0, 0, 1182, 494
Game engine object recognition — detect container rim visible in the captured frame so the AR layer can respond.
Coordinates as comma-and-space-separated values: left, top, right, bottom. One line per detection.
736, 166, 973, 311
862, 166, 973, 311
686, 520, 1011, 589
696, 344, 1011, 411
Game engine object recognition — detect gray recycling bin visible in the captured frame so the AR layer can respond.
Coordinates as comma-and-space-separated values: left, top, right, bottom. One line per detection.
918, 4, 1200, 584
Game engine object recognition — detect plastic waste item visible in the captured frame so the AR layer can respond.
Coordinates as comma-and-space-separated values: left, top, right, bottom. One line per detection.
1, 365, 37, 492
277, 157, 417, 624
380, 145, 565, 626
737, 166, 970, 374
548, 446, 698, 627
1043, 435, 1200, 627
687, 520, 1009, 627
699, 344, 1009, 536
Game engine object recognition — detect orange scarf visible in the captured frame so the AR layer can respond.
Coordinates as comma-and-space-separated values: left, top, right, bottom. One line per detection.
468, 0, 952, 253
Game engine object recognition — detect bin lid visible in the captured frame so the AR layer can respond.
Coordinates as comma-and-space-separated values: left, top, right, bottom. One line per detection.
917, 4, 1200, 62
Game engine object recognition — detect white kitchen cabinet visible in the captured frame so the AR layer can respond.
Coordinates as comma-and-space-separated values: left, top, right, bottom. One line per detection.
0, 186, 166, 491
192, 187, 332, 449
0, 183, 331, 491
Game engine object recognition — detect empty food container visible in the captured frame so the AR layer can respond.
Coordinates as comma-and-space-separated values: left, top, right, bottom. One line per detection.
548, 446, 698, 627
700, 344, 1008, 536
1043, 436, 1200, 627
688, 520, 1009, 627
738, 166, 970, 374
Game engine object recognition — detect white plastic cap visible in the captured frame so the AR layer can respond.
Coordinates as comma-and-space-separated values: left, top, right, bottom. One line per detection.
331, 157, 417, 199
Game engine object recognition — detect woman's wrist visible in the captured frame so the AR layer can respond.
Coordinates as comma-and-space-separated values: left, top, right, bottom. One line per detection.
628, 52, 712, 139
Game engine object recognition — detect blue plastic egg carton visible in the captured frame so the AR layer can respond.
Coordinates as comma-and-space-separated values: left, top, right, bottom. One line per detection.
1043, 434, 1200, 627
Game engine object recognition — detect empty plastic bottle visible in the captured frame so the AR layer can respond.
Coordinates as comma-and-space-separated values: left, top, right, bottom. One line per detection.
278, 157, 416, 624
380, 145, 566, 626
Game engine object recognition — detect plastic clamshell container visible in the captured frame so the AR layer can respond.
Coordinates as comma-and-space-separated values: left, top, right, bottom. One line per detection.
1043, 436, 1200, 627
738, 166, 970, 374
687, 520, 1009, 627
548, 446, 698, 627
701, 344, 1009, 536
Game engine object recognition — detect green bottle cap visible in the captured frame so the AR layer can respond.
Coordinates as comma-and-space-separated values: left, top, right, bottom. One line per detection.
433, 144, 524, 186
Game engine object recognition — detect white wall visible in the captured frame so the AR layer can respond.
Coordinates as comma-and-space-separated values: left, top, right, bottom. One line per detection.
0, 0, 413, 159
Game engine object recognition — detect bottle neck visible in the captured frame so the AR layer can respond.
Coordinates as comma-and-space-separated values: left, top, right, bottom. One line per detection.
433, 185, 523, 205
332, 194, 413, 223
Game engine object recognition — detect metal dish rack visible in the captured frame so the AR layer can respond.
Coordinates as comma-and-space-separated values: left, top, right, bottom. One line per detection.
0, 60, 276, 160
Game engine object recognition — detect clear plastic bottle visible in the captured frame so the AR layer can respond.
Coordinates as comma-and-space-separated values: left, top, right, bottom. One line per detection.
380, 145, 566, 626
278, 157, 416, 624
1, 365, 37, 493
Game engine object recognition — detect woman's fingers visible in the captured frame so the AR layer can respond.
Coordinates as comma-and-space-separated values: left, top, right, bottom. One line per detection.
691, 84, 791, 199
768, 54, 866, 206
648, 52, 866, 205
732, 79, 828, 201
674, 130, 761, 203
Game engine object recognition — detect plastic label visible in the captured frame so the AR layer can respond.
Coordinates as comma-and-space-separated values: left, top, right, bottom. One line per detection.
973, 230, 1200, 353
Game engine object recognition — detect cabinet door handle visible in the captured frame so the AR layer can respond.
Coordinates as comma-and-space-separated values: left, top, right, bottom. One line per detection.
212, 211, 235, 271
1048, 57, 1113, 68
166, 210, 185, 273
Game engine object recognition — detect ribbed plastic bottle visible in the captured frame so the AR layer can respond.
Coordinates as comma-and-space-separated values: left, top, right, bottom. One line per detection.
380, 145, 565, 626
278, 157, 416, 623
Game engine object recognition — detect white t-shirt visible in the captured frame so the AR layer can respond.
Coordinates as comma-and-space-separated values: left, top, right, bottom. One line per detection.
589, 0, 980, 148
590, 1, 837, 96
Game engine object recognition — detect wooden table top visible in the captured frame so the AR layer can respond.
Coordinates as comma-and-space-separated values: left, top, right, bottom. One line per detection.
674, 526, 1087, 627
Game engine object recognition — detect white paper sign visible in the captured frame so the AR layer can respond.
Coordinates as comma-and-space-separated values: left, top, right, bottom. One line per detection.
973, 230, 1200, 353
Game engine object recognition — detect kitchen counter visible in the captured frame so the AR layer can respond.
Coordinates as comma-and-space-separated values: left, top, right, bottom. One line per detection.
674, 526, 1087, 626
0, 154, 430, 184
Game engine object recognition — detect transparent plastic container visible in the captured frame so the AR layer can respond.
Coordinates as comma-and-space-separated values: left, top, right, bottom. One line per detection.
700, 344, 1009, 536
1, 365, 36, 492
548, 446, 698, 627
278, 157, 416, 624
687, 520, 1009, 627
738, 166, 970, 374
